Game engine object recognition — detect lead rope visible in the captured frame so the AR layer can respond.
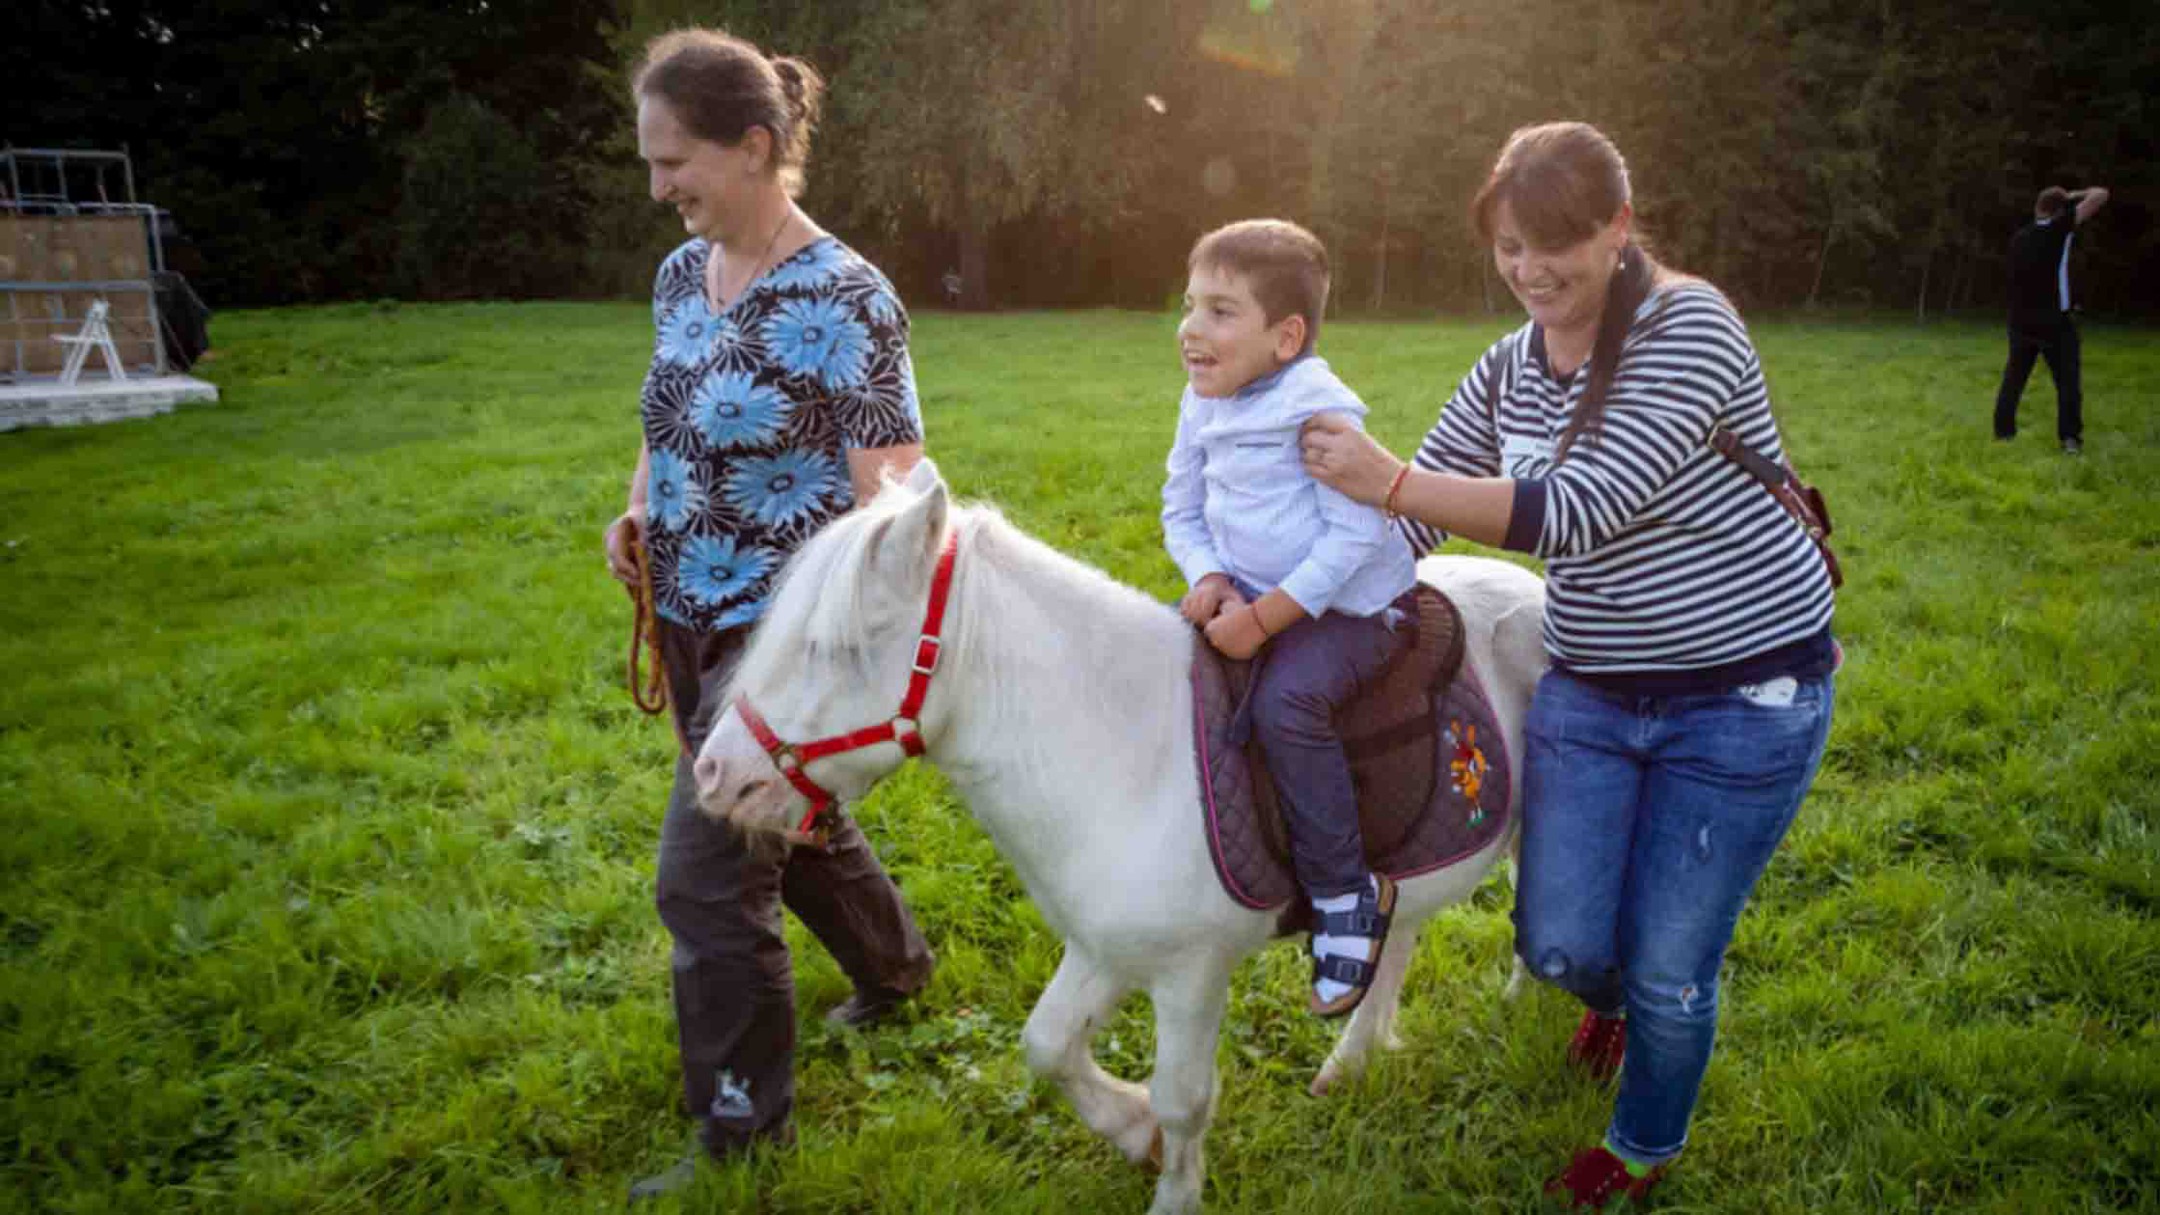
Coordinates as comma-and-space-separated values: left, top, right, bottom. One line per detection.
625, 534, 694, 758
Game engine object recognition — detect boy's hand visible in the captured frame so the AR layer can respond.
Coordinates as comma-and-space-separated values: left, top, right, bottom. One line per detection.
1204, 605, 1268, 660
1180, 573, 1245, 625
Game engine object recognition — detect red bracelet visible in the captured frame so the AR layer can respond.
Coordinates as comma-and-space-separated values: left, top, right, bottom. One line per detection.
1248, 603, 1272, 638
1383, 465, 1411, 518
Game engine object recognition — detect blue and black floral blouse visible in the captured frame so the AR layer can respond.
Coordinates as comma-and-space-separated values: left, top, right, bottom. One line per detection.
639, 236, 923, 633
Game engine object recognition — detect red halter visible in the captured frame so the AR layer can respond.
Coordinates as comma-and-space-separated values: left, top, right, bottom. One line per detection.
733, 534, 960, 839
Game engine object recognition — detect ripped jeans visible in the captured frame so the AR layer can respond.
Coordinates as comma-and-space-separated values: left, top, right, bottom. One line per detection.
1514, 667, 1834, 1165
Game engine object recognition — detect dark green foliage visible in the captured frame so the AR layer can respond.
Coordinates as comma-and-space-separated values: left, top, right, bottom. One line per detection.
3, 0, 2155, 311
3, 0, 625, 305
394, 96, 572, 300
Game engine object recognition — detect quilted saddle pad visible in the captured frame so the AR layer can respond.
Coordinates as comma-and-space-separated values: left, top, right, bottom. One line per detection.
1190, 586, 1513, 926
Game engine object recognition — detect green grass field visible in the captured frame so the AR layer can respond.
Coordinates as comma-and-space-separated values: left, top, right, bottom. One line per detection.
3, 304, 2156, 1214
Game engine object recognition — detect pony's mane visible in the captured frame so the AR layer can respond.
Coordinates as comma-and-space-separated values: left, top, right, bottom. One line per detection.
729, 484, 926, 699
729, 483, 1187, 733
953, 505, 1179, 641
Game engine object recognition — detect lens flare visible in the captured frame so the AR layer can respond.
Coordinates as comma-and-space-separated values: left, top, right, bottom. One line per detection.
1202, 157, 1237, 199
1197, 0, 1297, 78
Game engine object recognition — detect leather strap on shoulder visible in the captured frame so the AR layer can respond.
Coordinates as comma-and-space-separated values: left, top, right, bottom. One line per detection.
1708, 423, 1791, 488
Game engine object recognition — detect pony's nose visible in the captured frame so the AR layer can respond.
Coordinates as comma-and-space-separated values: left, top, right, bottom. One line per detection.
693, 753, 724, 803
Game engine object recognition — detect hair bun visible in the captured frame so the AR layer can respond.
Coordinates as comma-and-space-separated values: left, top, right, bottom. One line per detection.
770, 56, 825, 128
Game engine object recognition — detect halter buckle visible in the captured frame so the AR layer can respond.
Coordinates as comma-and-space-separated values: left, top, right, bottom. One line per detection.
912, 636, 942, 676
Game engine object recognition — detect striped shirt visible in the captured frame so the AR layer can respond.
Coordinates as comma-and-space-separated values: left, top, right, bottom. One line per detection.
1402, 282, 1834, 686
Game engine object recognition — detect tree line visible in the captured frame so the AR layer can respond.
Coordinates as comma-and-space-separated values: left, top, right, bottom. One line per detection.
7, 0, 2152, 316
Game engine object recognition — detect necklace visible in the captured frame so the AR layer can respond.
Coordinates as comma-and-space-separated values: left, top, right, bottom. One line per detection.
710, 205, 794, 313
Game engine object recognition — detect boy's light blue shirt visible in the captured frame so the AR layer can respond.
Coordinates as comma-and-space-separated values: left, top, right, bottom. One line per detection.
1161, 354, 1417, 618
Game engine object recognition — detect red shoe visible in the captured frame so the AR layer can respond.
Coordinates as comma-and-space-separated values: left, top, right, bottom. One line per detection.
1566, 1009, 1626, 1081
1544, 1145, 1666, 1208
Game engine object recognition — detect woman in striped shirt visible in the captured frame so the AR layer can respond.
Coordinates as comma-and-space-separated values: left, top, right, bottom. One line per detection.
1300, 122, 1836, 1207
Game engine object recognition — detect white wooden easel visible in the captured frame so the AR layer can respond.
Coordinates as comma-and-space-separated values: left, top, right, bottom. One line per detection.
53, 299, 128, 385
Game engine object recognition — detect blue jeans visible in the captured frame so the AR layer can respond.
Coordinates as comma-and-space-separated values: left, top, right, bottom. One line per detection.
1514, 668, 1834, 1165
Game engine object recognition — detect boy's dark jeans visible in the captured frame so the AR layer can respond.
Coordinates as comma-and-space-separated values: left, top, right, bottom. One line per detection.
1245, 601, 1409, 900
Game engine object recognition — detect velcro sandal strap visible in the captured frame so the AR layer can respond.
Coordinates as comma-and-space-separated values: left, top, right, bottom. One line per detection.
1312, 951, 1378, 988
1315, 906, 1389, 939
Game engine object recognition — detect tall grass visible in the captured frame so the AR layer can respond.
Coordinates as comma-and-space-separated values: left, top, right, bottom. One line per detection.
2, 303, 2155, 1213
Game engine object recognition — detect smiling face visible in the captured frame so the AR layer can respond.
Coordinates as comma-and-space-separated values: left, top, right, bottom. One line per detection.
1490, 197, 1631, 343
637, 95, 764, 242
1177, 263, 1305, 399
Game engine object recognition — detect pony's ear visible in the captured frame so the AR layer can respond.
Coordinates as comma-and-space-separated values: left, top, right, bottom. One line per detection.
881, 475, 949, 574
902, 456, 943, 495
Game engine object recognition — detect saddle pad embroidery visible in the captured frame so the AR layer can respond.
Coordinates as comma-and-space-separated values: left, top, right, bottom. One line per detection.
1447, 721, 1488, 824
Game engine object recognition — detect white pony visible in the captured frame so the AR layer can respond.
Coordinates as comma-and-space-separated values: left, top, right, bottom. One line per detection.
695, 462, 1547, 1215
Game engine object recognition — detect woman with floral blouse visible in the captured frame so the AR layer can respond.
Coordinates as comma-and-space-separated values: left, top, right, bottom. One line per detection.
601, 27, 935, 1198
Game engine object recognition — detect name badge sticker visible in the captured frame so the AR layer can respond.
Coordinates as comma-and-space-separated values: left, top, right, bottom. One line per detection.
1501, 433, 1556, 474
1736, 677, 1799, 708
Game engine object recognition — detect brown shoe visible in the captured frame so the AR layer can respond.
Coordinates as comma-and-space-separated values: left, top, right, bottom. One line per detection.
824, 988, 915, 1029
627, 1156, 699, 1203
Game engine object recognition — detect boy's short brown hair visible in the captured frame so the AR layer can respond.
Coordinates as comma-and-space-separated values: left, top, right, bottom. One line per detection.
2036, 186, 2069, 218
1189, 219, 1329, 353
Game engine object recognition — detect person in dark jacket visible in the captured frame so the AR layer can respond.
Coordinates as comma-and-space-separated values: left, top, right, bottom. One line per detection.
1994, 184, 2109, 454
